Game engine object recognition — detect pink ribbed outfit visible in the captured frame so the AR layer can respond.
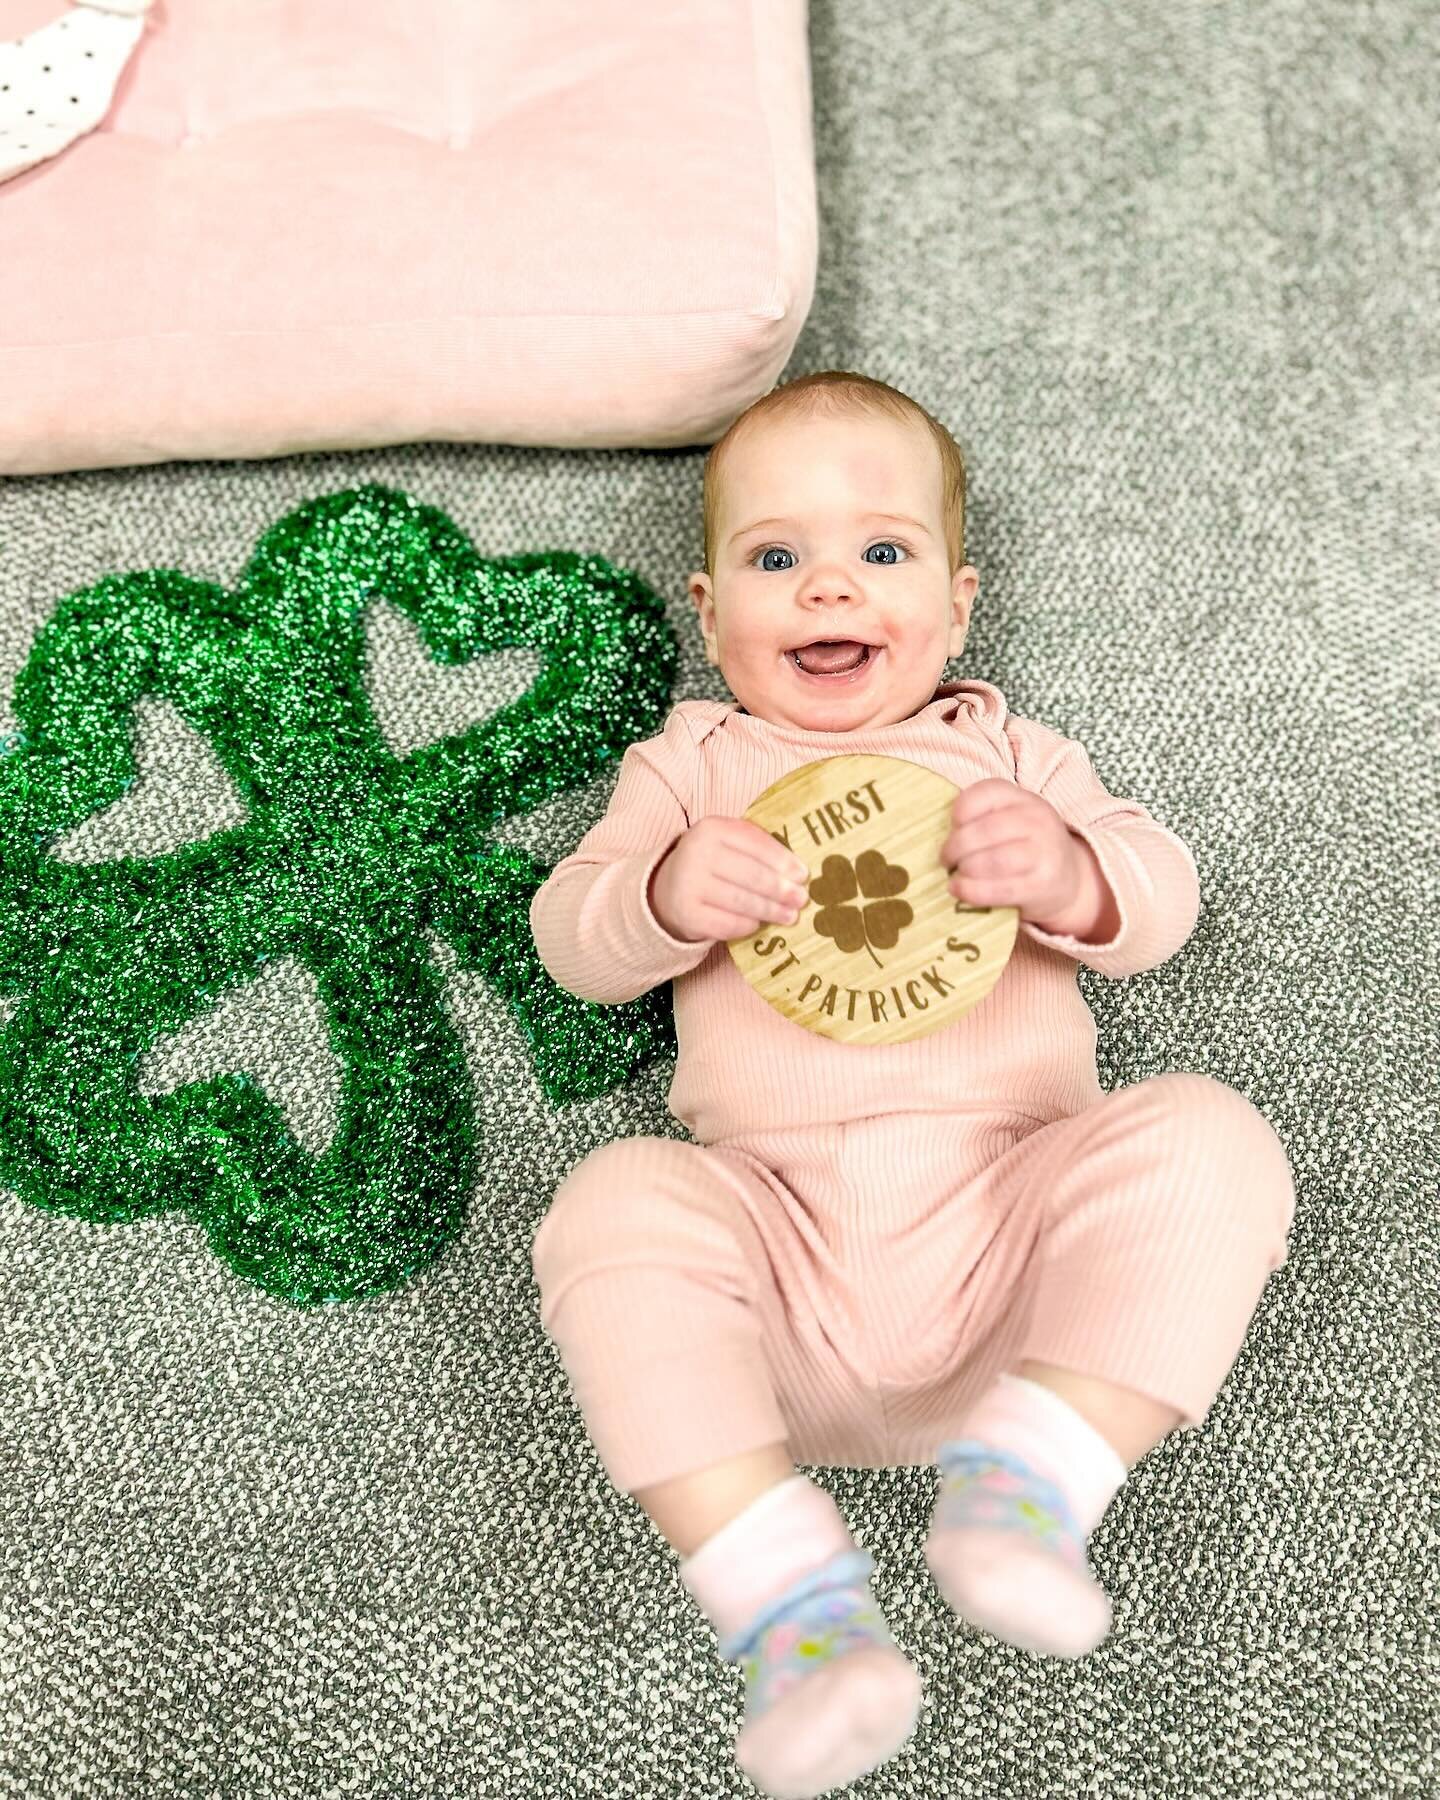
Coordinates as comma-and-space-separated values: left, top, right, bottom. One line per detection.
529, 679, 1297, 1491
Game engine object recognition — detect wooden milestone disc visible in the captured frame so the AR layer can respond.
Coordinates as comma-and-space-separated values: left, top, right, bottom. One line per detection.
727, 754, 1019, 1045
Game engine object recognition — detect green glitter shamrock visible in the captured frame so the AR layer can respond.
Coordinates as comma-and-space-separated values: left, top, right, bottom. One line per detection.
0, 484, 681, 1308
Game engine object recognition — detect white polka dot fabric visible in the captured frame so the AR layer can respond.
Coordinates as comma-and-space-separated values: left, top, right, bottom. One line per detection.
0, 0, 151, 184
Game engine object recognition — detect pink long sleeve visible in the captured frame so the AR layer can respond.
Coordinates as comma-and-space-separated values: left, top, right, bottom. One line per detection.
528, 707, 715, 1004
529, 681, 1204, 1144
1003, 713, 1201, 980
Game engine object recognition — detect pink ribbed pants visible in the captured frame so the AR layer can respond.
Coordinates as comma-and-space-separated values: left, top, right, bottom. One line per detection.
530, 1071, 1297, 1493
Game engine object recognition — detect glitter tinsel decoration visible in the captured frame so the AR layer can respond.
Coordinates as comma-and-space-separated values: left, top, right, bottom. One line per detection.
0, 484, 681, 1307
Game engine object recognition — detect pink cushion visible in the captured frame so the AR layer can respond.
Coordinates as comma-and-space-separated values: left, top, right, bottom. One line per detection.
0, 0, 817, 474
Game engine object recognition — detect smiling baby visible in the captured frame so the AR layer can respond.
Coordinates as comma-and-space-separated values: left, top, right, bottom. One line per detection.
529, 371, 1296, 1798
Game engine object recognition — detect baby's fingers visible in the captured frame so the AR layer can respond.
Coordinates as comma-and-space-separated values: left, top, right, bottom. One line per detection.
693, 879, 795, 941
713, 847, 807, 919
715, 879, 803, 930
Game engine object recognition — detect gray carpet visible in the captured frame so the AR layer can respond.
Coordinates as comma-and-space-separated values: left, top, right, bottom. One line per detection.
2, 0, 1435, 1792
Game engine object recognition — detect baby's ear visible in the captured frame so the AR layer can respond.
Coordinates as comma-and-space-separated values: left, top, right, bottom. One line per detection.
689, 578, 720, 664
689, 574, 719, 630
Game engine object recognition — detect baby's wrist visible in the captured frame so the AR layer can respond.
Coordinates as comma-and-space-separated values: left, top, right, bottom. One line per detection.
647, 844, 680, 935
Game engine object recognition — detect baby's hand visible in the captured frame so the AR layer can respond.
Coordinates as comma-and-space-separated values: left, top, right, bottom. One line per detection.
940, 779, 1087, 925
648, 817, 811, 944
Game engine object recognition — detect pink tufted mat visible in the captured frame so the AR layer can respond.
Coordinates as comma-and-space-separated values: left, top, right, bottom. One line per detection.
0, 0, 817, 473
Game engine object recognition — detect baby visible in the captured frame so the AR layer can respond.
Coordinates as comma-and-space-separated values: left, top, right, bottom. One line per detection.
529, 371, 1296, 1799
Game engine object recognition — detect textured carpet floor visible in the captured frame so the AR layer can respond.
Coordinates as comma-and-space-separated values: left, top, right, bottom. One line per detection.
1, 0, 1435, 1793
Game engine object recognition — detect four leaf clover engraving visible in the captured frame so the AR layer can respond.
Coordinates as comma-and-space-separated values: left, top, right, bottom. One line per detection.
810, 849, 914, 970
0, 484, 682, 1307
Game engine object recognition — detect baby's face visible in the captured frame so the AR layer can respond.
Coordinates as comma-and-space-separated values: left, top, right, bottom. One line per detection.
689, 410, 978, 732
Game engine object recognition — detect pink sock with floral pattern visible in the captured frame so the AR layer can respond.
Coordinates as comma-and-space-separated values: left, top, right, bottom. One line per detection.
924, 1371, 1130, 1658
678, 1471, 922, 1798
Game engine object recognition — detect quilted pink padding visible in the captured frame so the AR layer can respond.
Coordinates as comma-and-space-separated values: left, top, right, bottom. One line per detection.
0, 0, 817, 473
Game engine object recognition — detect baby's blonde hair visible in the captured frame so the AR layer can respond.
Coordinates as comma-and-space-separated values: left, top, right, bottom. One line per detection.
701, 369, 967, 578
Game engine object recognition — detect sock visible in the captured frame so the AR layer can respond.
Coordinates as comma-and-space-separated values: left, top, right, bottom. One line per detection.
679, 1472, 923, 1798
924, 1372, 1130, 1659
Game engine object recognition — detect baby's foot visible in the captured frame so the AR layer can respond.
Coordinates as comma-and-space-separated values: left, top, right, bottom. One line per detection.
924, 1441, 1113, 1658
722, 1547, 922, 1800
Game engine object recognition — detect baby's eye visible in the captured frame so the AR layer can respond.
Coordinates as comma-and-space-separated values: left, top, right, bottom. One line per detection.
755, 546, 796, 572
863, 540, 910, 565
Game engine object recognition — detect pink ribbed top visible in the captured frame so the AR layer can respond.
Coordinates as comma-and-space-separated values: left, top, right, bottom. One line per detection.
528, 679, 1201, 1144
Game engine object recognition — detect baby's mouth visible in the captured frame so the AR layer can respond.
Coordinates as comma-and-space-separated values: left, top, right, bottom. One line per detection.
787, 640, 875, 676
